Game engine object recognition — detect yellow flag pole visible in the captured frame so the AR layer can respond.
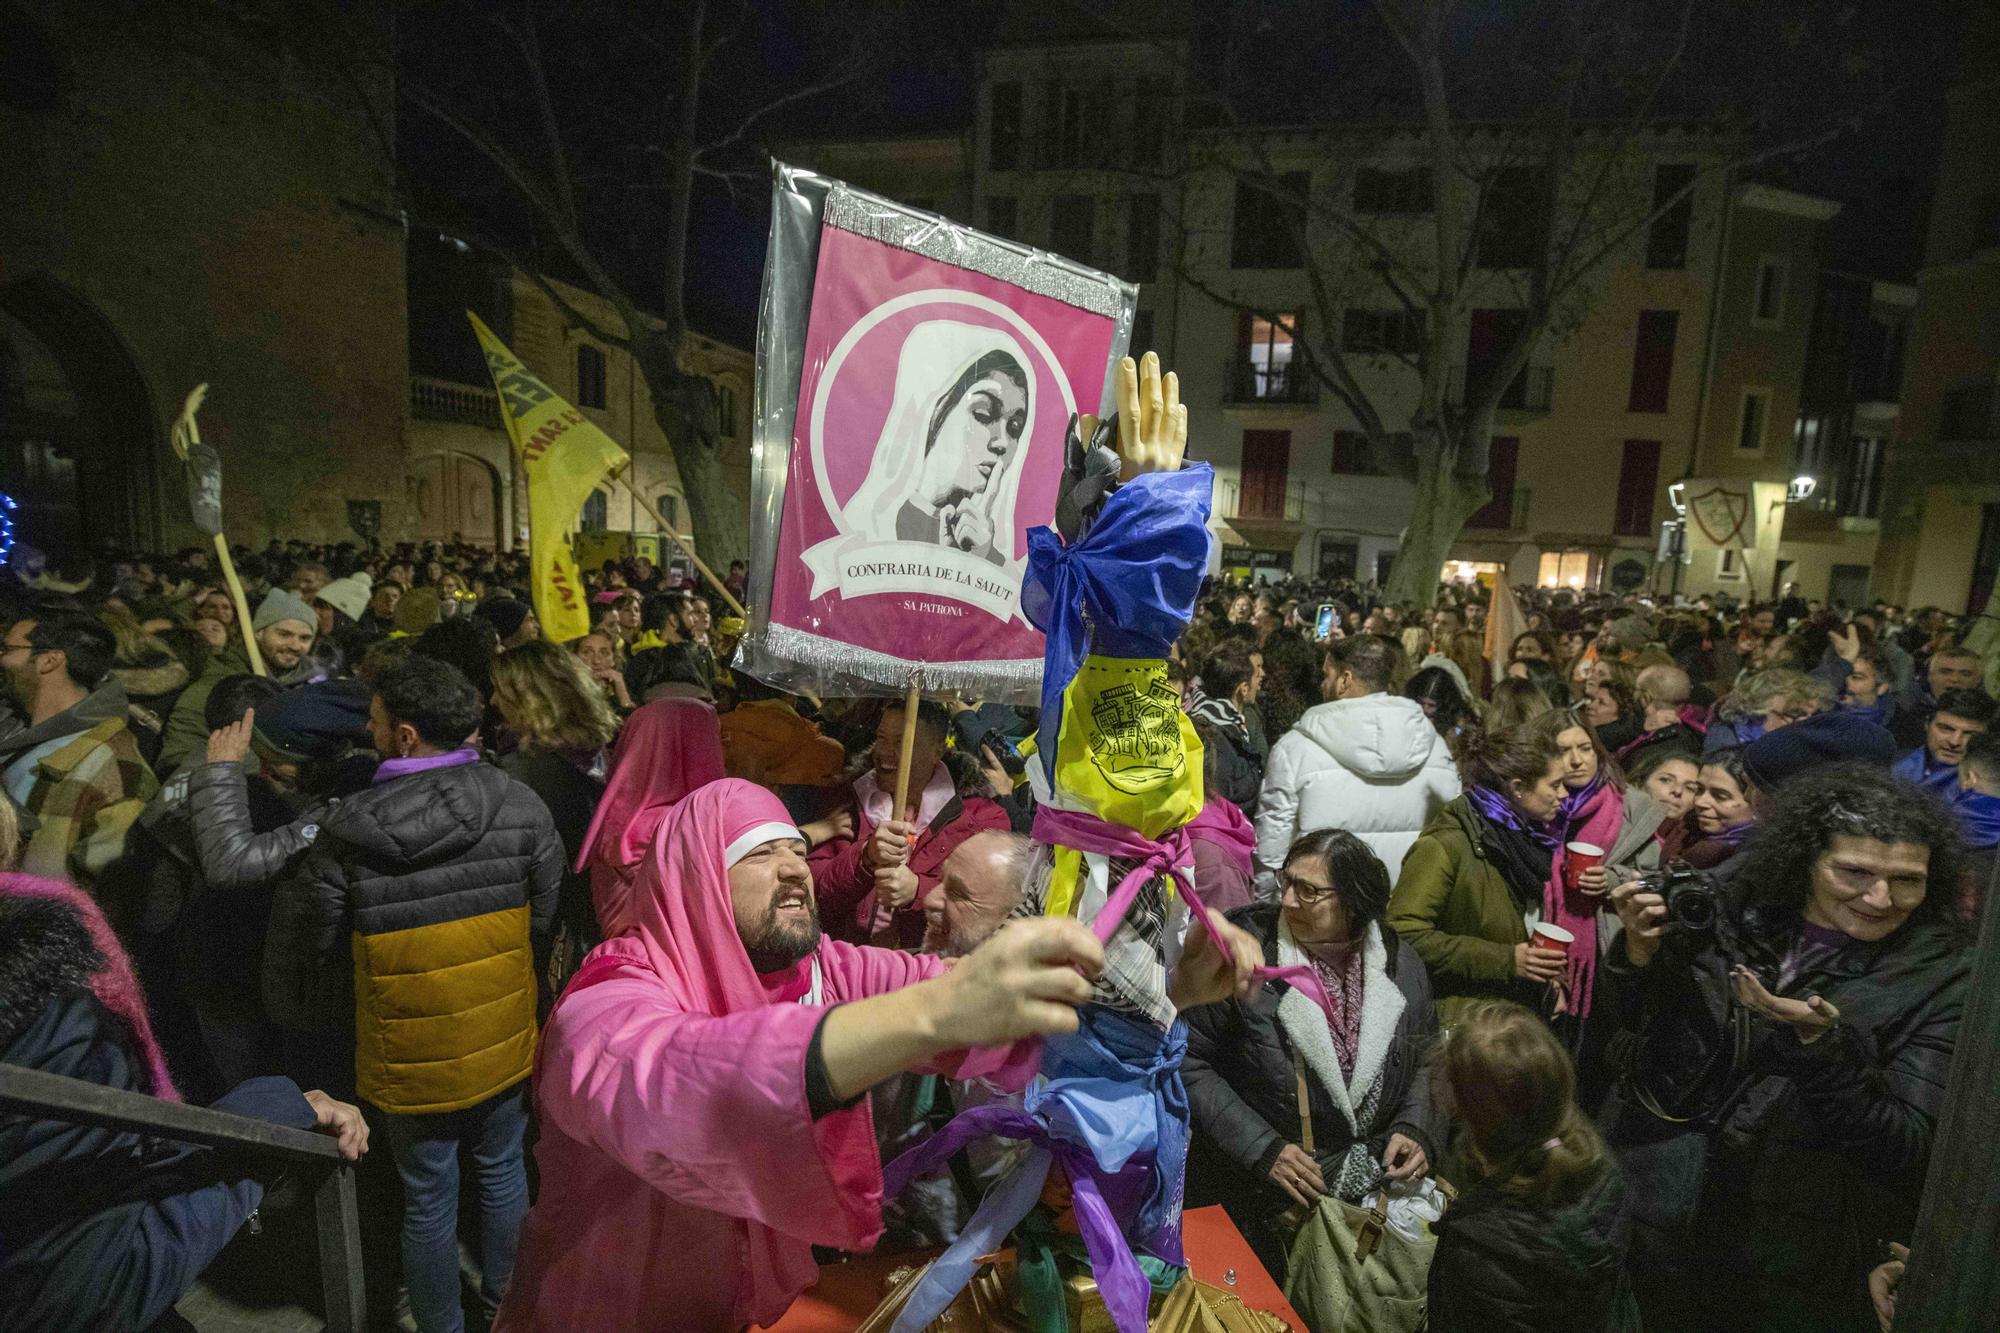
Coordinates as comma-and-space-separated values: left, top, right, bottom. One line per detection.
171, 385, 266, 677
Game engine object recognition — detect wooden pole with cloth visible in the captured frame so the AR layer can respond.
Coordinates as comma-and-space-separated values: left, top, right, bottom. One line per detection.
168, 385, 266, 677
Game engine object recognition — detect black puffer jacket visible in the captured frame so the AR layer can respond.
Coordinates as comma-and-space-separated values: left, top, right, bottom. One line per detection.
1597, 896, 1968, 1332
1, 892, 317, 1333
1183, 903, 1444, 1274
255, 758, 562, 1115
1426, 1162, 1641, 1333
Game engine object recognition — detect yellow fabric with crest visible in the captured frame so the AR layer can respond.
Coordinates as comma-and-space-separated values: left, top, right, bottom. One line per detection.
1040, 656, 1205, 920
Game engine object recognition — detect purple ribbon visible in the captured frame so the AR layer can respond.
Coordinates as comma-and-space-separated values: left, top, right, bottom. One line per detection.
1030, 805, 1337, 1021
884, 1104, 1153, 1333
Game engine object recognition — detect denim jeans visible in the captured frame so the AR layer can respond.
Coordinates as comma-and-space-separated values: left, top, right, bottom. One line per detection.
378, 1082, 530, 1333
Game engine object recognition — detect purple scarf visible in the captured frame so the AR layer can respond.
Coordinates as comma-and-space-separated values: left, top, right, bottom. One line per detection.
373, 745, 480, 785
1557, 767, 1610, 832
1467, 784, 1559, 847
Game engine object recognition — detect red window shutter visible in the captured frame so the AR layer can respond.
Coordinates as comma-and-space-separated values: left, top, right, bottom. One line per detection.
1466, 436, 1519, 528
1614, 439, 1662, 536
1628, 311, 1679, 413
1239, 430, 1291, 517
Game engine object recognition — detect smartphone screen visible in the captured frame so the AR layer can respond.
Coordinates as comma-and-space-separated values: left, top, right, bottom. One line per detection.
1315, 604, 1335, 639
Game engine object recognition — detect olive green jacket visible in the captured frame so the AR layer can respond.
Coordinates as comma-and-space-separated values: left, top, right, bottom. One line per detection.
1385, 795, 1546, 1025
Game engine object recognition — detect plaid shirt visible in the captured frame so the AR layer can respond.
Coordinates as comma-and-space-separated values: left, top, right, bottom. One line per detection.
15, 717, 158, 892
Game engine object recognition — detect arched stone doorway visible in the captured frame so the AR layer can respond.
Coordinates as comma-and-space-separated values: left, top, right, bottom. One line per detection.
409, 451, 502, 547
0, 275, 162, 553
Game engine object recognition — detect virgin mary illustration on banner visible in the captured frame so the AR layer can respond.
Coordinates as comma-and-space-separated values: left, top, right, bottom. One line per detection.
801, 309, 1054, 620
746, 167, 1133, 699
841, 320, 1035, 568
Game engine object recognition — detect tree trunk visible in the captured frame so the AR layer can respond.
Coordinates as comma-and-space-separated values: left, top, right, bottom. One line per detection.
1381, 434, 1488, 609
673, 427, 749, 571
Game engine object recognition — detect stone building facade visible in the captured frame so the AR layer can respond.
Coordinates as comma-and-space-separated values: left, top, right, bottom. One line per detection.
2, 1, 752, 560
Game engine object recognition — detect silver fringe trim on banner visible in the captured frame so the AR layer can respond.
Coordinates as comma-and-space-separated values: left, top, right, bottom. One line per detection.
744, 622, 1043, 702
824, 186, 1129, 320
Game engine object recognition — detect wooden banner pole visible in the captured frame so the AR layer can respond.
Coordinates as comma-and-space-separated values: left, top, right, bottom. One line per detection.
891, 672, 923, 823
213, 534, 267, 677
871, 672, 924, 949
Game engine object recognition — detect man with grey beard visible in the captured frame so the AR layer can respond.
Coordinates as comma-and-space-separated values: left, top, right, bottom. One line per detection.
882, 829, 1037, 1244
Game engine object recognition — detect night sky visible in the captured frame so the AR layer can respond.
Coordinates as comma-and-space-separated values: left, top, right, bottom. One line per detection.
394, 0, 1962, 351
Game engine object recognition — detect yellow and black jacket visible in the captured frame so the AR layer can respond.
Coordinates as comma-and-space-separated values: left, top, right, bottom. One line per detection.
261, 759, 562, 1114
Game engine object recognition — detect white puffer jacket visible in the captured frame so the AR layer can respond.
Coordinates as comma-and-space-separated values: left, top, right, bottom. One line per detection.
1253, 693, 1462, 893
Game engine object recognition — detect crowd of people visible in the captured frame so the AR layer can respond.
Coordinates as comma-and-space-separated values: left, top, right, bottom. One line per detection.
0, 530, 1987, 1332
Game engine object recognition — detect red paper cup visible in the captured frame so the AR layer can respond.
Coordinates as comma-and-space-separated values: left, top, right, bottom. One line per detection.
1531, 922, 1575, 955
1563, 841, 1606, 892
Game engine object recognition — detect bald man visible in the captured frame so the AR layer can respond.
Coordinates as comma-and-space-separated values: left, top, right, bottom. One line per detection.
1616, 664, 1705, 761
882, 830, 1038, 1245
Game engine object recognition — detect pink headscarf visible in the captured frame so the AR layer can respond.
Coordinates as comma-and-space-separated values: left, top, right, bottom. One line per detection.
1, 873, 179, 1101
611, 777, 808, 1017
579, 698, 726, 935
1185, 797, 1256, 876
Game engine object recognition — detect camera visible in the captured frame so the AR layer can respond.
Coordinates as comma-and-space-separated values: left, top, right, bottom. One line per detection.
1632, 861, 1722, 939
977, 729, 1027, 779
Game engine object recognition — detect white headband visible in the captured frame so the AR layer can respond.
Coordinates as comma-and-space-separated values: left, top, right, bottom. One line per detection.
723, 821, 807, 868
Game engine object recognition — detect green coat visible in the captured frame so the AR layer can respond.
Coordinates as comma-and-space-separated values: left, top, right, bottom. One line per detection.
1386, 795, 1545, 1026
156, 646, 251, 777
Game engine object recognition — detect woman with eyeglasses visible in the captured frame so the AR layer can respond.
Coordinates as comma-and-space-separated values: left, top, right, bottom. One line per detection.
1183, 828, 1445, 1282
1386, 722, 1571, 1026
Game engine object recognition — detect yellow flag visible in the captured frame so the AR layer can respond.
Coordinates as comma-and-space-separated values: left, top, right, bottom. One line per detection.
467, 312, 628, 642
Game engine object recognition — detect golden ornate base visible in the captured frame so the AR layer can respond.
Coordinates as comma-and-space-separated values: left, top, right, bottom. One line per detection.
856, 1253, 1292, 1333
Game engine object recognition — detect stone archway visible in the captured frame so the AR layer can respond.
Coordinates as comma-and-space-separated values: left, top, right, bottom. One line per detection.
409, 451, 502, 547
0, 274, 162, 553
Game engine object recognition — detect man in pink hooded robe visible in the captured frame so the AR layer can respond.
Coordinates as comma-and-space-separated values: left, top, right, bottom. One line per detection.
495, 778, 1108, 1331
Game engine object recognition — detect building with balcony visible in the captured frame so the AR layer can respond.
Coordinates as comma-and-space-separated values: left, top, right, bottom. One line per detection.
782, 34, 1861, 598
1872, 11, 2000, 614
404, 233, 752, 550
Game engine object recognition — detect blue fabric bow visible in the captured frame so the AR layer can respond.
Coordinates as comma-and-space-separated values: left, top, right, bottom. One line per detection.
883, 1011, 1191, 1333
1022, 464, 1214, 753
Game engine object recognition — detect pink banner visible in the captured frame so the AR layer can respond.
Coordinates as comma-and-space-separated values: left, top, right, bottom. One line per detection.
769, 224, 1120, 673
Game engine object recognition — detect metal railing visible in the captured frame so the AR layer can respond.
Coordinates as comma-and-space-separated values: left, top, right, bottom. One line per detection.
1448, 363, 1554, 413
1218, 477, 1307, 522
0, 1062, 364, 1331
1221, 357, 1321, 405
411, 376, 503, 427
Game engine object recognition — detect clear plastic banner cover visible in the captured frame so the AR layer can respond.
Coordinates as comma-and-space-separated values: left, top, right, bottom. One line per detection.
736, 161, 1136, 703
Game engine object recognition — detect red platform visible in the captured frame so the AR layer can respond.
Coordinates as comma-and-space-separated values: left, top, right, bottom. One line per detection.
764, 1205, 1301, 1330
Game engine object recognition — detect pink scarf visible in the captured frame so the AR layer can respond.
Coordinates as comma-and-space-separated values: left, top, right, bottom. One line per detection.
1, 873, 178, 1100
1185, 796, 1256, 878
578, 698, 725, 935
855, 762, 953, 829
1546, 781, 1625, 1019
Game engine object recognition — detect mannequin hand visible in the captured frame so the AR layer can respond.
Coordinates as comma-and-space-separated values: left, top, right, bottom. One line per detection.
1115, 350, 1188, 480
